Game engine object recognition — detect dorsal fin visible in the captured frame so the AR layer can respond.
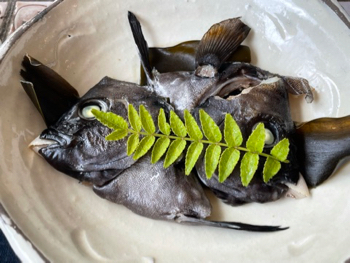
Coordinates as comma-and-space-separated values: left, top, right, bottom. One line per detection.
195, 18, 250, 77
128, 11, 153, 85
20, 54, 79, 127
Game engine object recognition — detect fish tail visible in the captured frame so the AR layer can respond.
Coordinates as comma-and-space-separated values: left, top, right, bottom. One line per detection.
128, 11, 154, 85
176, 215, 288, 232
195, 18, 251, 78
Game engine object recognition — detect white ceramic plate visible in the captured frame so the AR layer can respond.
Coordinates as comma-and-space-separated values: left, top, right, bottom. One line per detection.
1, 0, 350, 262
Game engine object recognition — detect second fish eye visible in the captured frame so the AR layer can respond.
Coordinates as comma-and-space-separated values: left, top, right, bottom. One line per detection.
252, 123, 275, 146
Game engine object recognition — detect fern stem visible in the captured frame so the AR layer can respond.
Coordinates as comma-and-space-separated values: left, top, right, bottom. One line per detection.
127, 129, 289, 164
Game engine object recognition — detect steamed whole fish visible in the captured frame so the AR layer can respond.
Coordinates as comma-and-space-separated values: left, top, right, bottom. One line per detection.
21, 12, 350, 231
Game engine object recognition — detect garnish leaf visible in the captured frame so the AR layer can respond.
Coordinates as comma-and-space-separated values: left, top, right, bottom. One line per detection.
185, 142, 204, 175
164, 139, 187, 168
240, 152, 259, 186
184, 110, 203, 140
151, 137, 171, 164
271, 138, 290, 162
128, 104, 142, 132
139, 105, 156, 134
246, 123, 265, 153
263, 157, 281, 183
127, 133, 139, 156
218, 148, 240, 183
94, 104, 290, 187
224, 114, 243, 147
170, 111, 187, 137
133, 135, 155, 160
199, 109, 222, 142
205, 144, 221, 179
158, 108, 171, 135
92, 109, 128, 130
106, 129, 128, 141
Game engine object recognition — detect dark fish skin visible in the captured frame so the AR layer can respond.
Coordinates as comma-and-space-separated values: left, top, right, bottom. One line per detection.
153, 71, 218, 114
146, 38, 350, 189
28, 62, 285, 231
128, 12, 311, 207
21, 12, 350, 232
39, 76, 173, 186
140, 41, 251, 85
128, 12, 252, 114
21, 13, 295, 232
194, 64, 306, 205
93, 155, 211, 221
128, 12, 308, 206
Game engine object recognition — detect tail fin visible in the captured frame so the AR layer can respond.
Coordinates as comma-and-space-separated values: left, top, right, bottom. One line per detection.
176, 215, 288, 232
195, 18, 251, 77
128, 11, 153, 85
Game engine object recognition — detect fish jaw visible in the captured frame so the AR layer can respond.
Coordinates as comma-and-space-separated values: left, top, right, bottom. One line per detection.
29, 136, 58, 155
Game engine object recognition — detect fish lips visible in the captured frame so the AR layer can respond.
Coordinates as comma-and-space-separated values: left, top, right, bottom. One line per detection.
29, 128, 73, 154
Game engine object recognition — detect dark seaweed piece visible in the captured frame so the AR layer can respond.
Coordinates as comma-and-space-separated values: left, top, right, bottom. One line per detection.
296, 115, 350, 187
140, 42, 251, 85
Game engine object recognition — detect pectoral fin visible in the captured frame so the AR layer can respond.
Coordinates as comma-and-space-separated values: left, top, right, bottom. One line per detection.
195, 17, 251, 77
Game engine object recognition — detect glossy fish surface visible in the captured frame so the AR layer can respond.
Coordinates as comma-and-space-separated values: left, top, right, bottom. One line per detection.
21, 12, 350, 231
194, 68, 306, 205
37, 76, 170, 186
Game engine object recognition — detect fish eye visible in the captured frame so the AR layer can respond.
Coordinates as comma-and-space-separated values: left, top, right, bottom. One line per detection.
264, 128, 275, 145
79, 100, 108, 120
252, 123, 275, 146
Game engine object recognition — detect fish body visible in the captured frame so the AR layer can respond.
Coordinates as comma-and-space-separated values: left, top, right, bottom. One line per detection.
93, 155, 211, 221
21, 12, 350, 231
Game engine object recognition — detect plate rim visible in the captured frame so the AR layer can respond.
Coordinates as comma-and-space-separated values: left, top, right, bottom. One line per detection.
0, 0, 349, 262
0, 1, 63, 262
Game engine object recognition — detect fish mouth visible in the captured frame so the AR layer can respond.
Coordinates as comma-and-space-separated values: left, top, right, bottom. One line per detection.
39, 128, 73, 146
29, 128, 73, 154
29, 136, 58, 155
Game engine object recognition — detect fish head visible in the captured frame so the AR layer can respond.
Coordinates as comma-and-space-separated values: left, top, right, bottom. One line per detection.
30, 76, 169, 186
194, 70, 306, 205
